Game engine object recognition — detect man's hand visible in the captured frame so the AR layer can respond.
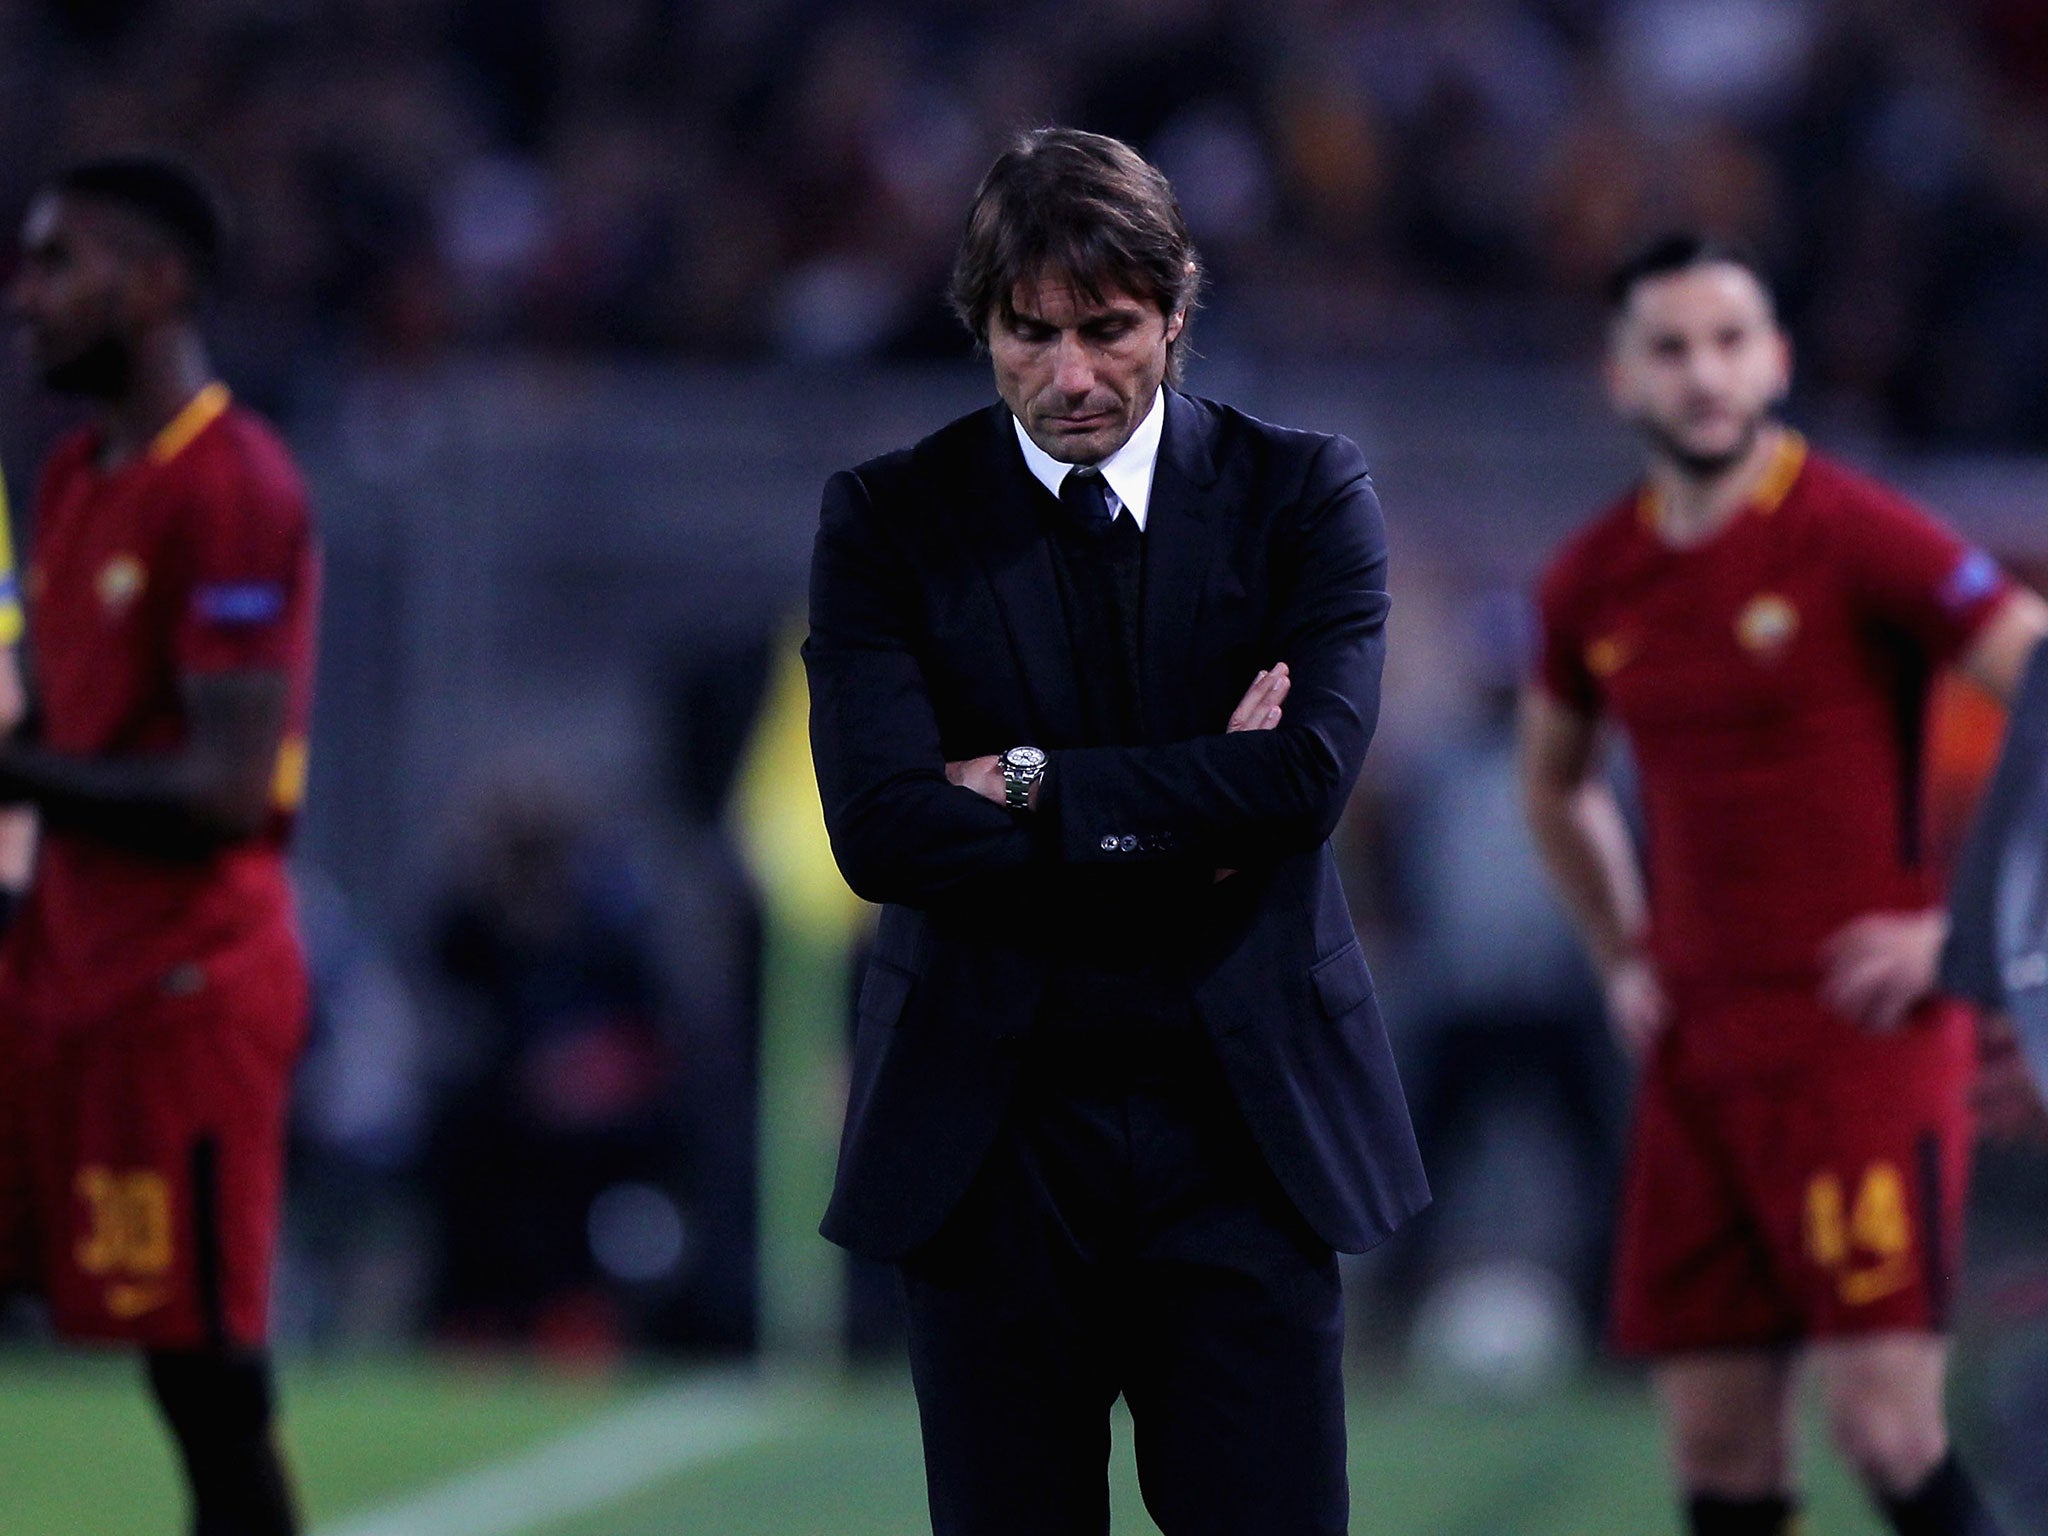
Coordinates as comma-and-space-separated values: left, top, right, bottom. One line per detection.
1819, 908, 1946, 1033
1216, 664, 1289, 879
1227, 664, 1289, 732
946, 755, 1013, 807
1975, 1013, 2048, 1142
1603, 953, 1669, 1058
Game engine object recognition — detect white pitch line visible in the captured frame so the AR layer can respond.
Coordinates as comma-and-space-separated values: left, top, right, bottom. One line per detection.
312, 1375, 785, 1536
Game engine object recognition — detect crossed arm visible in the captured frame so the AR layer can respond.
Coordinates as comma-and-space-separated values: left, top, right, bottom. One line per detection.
804, 437, 1388, 910
0, 668, 291, 858
944, 664, 1293, 806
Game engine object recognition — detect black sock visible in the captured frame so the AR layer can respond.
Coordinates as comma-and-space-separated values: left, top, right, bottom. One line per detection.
1688, 1493, 1798, 1535
1878, 1453, 2004, 1536
146, 1348, 300, 1536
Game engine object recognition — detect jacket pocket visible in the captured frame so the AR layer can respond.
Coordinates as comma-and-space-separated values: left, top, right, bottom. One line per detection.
1309, 939, 1373, 1019
856, 957, 917, 1029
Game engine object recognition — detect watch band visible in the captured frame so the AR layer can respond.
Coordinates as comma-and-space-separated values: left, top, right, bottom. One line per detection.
1001, 748, 1046, 811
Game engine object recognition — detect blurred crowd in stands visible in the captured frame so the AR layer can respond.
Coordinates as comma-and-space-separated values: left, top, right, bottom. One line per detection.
4, 0, 2048, 445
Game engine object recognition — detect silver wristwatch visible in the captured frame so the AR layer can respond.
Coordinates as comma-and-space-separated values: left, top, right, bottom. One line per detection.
1000, 746, 1048, 811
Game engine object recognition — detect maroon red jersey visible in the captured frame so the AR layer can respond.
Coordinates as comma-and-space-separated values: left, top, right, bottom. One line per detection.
1536, 436, 2010, 1053
0, 385, 318, 1035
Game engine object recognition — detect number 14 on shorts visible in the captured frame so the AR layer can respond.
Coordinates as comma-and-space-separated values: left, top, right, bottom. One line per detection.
1805, 1161, 1914, 1307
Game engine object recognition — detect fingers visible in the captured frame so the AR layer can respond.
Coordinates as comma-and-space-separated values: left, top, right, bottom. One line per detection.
1819, 910, 1944, 1033
1227, 663, 1289, 732
1819, 951, 1912, 1032
1605, 960, 1669, 1059
1613, 1003, 1665, 1059
1972, 1033, 2048, 1141
1821, 949, 1912, 1031
945, 756, 1003, 804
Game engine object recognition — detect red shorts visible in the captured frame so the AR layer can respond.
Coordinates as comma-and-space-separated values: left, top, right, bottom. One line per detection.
0, 932, 306, 1348
1612, 992, 1974, 1356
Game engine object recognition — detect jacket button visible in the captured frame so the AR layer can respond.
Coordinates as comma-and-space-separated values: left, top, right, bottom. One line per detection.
1100, 835, 1120, 852
1119, 835, 1139, 852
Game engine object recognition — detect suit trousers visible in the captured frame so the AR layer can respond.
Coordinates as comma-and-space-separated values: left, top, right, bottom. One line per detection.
899, 1025, 1349, 1535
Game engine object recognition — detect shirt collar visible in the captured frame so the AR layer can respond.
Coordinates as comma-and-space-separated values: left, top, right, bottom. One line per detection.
1010, 387, 1166, 532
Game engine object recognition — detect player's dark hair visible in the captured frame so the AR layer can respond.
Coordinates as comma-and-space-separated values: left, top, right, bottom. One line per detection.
1605, 233, 1775, 316
51, 154, 229, 291
949, 126, 1202, 381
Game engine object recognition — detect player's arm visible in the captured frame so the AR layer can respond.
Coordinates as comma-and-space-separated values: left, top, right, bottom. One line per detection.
1960, 586, 2048, 702
0, 667, 287, 857
1518, 687, 1666, 1055
1822, 588, 2048, 1031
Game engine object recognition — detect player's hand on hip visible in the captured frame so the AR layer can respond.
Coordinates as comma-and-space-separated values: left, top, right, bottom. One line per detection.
1819, 908, 1946, 1033
1603, 953, 1669, 1058
1226, 664, 1289, 732
1973, 1013, 2048, 1142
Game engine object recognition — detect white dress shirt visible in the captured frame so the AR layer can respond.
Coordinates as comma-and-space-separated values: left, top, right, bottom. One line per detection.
1011, 388, 1166, 531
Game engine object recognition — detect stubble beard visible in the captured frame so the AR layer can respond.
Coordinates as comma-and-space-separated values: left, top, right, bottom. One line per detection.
1639, 409, 1769, 484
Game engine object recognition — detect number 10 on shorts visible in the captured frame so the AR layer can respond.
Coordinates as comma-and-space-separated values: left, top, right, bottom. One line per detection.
74, 1166, 174, 1279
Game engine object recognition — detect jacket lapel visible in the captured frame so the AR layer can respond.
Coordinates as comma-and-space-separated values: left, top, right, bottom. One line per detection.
961, 406, 1085, 743
1140, 390, 1223, 738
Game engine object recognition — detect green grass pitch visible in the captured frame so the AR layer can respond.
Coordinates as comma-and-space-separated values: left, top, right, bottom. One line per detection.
0, 1353, 1894, 1535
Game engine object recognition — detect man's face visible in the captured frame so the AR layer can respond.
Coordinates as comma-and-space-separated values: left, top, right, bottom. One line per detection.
990, 273, 1183, 466
9, 194, 146, 397
1605, 262, 1791, 478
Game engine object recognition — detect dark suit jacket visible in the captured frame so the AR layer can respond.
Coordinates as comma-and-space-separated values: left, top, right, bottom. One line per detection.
803, 388, 1429, 1261
1942, 637, 2048, 1083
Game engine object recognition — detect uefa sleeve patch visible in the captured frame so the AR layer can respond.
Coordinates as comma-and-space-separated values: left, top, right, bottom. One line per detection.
193, 581, 287, 626
1941, 549, 1999, 612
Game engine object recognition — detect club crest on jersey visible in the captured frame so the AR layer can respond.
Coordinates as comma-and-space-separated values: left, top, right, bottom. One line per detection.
96, 554, 147, 612
1736, 593, 1799, 658
1586, 634, 1633, 677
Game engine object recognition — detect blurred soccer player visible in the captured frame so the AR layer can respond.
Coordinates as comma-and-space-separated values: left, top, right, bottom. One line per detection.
1522, 235, 2047, 1536
0, 156, 317, 1536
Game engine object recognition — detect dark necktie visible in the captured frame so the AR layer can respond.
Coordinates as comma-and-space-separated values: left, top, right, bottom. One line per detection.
1059, 467, 1115, 533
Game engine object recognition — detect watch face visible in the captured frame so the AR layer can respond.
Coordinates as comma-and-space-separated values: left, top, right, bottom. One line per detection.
1006, 746, 1047, 771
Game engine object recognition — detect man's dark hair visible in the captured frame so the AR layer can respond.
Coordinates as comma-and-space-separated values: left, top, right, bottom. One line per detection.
52, 153, 229, 290
949, 126, 1202, 380
1605, 232, 1775, 317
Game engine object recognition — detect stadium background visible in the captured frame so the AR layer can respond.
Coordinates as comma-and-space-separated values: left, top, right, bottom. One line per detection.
4, 1, 2048, 1531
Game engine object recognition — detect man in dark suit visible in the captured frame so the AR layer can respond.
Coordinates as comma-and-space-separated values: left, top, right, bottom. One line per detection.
804, 127, 1427, 1535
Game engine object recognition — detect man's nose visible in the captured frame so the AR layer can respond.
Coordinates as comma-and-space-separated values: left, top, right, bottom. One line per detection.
1051, 335, 1095, 398
1683, 346, 1732, 394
